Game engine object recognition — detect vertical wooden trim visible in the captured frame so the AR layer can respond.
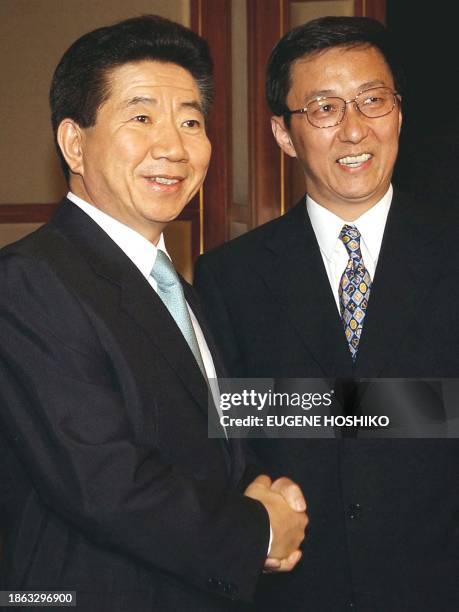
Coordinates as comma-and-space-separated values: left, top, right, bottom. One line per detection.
248, 0, 284, 227
355, 0, 386, 23
191, 0, 232, 252
198, 187, 204, 254
190, 0, 205, 254
282, 0, 295, 213
279, 0, 286, 216
190, 0, 201, 37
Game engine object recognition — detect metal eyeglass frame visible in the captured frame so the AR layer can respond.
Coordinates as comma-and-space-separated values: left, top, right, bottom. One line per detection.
284, 87, 401, 128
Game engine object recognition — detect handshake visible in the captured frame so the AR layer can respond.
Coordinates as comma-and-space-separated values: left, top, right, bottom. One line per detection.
245, 475, 309, 573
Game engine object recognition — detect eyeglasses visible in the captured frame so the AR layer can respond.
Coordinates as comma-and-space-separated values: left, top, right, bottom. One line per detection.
285, 86, 400, 128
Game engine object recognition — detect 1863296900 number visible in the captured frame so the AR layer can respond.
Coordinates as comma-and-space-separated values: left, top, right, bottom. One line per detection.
0, 591, 76, 607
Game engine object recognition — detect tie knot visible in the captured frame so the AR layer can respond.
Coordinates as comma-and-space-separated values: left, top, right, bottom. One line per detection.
150, 250, 179, 289
339, 224, 362, 255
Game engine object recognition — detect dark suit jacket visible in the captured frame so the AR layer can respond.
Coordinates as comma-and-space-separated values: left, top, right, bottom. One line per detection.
0, 199, 270, 612
194, 190, 459, 612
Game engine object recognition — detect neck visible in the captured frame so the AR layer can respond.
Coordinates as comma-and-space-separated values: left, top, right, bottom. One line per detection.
312, 198, 380, 222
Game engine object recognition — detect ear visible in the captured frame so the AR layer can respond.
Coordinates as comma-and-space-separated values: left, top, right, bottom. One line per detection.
57, 119, 84, 176
271, 116, 297, 158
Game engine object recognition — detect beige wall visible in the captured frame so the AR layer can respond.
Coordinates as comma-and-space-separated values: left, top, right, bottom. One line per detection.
0, 0, 190, 205
290, 0, 354, 25
0, 223, 43, 246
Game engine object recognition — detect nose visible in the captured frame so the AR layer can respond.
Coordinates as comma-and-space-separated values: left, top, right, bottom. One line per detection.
338, 101, 369, 144
150, 120, 188, 162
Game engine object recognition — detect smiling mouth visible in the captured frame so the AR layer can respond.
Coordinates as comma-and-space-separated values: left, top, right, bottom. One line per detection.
337, 153, 372, 168
145, 175, 184, 185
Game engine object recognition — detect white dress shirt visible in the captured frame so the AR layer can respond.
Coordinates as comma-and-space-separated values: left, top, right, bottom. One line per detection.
306, 186, 393, 311
67, 192, 218, 382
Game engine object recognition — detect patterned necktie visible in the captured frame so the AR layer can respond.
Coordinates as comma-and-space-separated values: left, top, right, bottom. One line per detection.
338, 225, 372, 361
151, 250, 206, 376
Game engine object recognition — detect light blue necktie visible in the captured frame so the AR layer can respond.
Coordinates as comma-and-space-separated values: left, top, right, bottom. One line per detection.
338, 225, 372, 361
151, 250, 206, 376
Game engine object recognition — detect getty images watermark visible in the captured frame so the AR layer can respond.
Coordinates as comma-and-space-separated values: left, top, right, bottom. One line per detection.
207, 379, 459, 439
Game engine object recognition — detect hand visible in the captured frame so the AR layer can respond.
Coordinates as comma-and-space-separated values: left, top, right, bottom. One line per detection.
244, 475, 308, 572
263, 549, 303, 573
264, 476, 307, 571
263, 476, 307, 572
271, 476, 307, 512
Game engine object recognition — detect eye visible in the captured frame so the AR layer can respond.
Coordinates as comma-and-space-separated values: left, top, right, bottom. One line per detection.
319, 103, 337, 114
309, 99, 340, 116
182, 119, 201, 129
132, 115, 150, 123
360, 88, 390, 108
363, 95, 381, 105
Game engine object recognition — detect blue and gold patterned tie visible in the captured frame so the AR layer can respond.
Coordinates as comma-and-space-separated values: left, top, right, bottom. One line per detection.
151, 250, 206, 376
338, 225, 372, 361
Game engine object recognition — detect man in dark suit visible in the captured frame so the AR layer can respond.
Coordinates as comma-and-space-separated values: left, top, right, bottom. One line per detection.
0, 15, 308, 611
195, 16, 459, 612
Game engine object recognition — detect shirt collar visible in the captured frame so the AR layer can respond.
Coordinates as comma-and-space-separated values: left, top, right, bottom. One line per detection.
306, 185, 393, 265
67, 191, 169, 280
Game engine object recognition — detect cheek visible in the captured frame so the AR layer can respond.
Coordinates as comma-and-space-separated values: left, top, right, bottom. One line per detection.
296, 133, 334, 171
115, 138, 145, 166
380, 115, 401, 151
104, 132, 149, 172
382, 127, 400, 160
190, 139, 211, 173
294, 125, 331, 151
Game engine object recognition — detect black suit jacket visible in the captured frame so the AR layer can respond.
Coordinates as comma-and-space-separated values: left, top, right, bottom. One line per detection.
0, 199, 269, 612
194, 190, 459, 611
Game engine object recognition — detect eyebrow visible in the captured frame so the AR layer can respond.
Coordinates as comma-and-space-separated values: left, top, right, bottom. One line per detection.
181, 100, 204, 114
303, 80, 387, 103
122, 96, 156, 108
121, 96, 204, 114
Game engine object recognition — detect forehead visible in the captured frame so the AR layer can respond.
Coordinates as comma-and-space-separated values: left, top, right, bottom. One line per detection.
104, 60, 200, 102
288, 45, 394, 97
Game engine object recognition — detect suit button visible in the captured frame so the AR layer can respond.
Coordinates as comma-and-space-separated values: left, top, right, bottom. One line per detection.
348, 602, 356, 609
348, 503, 362, 519
223, 583, 238, 597
207, 577, 218, 591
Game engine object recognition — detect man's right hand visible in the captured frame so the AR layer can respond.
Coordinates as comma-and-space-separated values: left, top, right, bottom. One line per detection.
244, 474, 308, 569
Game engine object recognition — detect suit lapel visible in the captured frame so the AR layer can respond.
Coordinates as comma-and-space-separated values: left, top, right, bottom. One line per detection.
50, 200, 209, 414
354, 190, 444, 377
252, 199, 353, 377
182, 281, 227, 379
120, 276, 209, 413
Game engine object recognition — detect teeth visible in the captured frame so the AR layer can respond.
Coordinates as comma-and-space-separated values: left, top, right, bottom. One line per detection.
151, 177, 180, 185
337, 153, 372, 167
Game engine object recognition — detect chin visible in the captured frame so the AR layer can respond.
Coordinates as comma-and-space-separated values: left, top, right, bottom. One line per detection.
147, 210, 186, 224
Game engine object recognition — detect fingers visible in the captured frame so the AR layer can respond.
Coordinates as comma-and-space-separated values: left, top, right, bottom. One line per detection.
277, 550, 303, 572
244, 474, 272, 496
263, 557, 281, 570
263, 550, 303, 573
251, 474, 273, 488
271, 477, 307, 512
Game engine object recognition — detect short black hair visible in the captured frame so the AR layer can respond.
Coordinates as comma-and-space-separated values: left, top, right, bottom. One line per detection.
50, 14, 214, 180
266, 16, 404, 123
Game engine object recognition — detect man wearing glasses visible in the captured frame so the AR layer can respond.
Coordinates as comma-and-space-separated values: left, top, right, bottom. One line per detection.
195, 16, 459, 612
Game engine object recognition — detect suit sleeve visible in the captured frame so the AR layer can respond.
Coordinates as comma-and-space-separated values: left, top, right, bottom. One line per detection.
0, 252, 269, 602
